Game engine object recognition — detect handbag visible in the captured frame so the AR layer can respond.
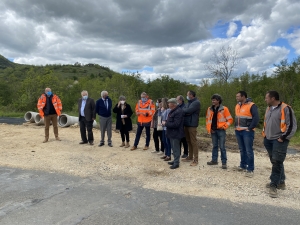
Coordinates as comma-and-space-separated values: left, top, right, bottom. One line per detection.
157, 115, 163, 131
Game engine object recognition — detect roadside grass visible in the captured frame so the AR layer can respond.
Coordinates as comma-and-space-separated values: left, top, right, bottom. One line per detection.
0, 110, 24, 118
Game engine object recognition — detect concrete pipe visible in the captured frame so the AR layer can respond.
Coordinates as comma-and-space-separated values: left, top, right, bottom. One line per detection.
24, 111, 38, 123
34, 114, 45, 125
58, 114, 98, 128
58, 114, 78, 127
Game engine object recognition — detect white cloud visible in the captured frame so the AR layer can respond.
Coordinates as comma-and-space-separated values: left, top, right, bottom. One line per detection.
227, 22, 237, 37
0, 0, 300, 85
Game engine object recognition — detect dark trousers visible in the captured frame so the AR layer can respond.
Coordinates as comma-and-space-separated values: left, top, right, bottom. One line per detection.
264, 138, 289, 187
180, 137, 188, 155
170, 138, 181, 166
79, 116, 94, 143
153, 128, 164, 152
120, 125, 130, 142
133, 125, 151, 147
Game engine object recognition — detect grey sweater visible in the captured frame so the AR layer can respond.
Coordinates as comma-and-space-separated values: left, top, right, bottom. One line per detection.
264, 102, 297, 140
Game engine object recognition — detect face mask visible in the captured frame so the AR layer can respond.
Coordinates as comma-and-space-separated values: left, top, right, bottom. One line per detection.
47, 91, 52, 96
82, 96, 88, 100
156, 102, 159, 106
120, 100, 125, 104
141, 97, 147, 102
186, 96, 190, 100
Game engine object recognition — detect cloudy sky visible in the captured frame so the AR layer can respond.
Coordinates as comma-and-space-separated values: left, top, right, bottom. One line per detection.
1, 0, 300, 83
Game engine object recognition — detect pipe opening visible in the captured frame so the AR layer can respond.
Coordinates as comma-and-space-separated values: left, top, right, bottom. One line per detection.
59, 115, 68, 126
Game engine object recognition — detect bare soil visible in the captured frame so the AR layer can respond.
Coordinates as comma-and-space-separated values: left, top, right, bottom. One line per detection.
0, 123, 300, 210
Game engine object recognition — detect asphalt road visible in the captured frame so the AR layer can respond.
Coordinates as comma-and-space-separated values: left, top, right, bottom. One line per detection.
0, 167, 299, 225
0, 117, 25, 125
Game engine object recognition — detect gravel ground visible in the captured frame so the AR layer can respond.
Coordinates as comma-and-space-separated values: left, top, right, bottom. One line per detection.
0, 123, 300, 210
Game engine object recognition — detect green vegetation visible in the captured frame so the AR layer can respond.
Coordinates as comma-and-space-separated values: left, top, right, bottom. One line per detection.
0, 54, 299, 144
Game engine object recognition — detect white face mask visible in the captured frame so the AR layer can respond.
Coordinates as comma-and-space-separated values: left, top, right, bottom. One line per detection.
120, 100, 125, 104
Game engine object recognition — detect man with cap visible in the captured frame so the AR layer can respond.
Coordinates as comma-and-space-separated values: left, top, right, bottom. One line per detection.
164, 98, 185, 169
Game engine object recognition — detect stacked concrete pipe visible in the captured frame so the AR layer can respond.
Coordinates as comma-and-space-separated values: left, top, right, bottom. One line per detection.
24, 111, 39, 123
58, 114, 98, 128
34, 114, 45, 125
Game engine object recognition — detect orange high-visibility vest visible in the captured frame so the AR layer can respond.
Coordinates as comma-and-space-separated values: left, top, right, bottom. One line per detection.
235, 102, 254, 130
37, 94, 62, 118
262, 102, 289, 137
206, 105, 233, 133
135, 99, 155, 124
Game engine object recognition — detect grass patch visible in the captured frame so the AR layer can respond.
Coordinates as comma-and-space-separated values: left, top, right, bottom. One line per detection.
0, 110, 24, 118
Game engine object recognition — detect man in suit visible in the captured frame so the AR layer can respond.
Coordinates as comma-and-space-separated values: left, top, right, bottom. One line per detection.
78, 90, 96, 145
95, 90, 113, 147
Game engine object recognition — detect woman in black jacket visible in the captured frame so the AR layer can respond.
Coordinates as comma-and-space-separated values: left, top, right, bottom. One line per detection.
113, 96, 133, 148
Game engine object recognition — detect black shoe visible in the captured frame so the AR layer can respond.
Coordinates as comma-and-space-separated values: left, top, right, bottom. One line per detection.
79, 141, 88, 144
89, 142, 94, 145
168, 161, 174, 165
207, 161, 218, 165
108, 143, 113, 147
98, 143, 104, 147
181, 154, 188, 158
170, 165, 179, 169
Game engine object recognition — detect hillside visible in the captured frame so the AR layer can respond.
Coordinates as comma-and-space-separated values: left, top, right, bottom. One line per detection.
0, 54, 16, 69
0, 54, 122, 80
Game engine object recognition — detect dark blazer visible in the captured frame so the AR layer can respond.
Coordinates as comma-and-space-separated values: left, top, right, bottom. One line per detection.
183, 97, 200, 127
113, 103, 133, 131
78, 97, 96, 121
95, 97, 112, 117
166, 106, 185, 139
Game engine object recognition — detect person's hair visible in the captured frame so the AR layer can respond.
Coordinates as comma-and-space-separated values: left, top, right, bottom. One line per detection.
211, 94, 222, 104
237, 91, 247, 98
157, 98, 162, 103
141, 92, 147, 97
101, 90, 108, 97
81, 90, 88, 95
267, 91, 280, 100
161, 98, 169, 109
177, 95, 184, 102
119, 95, 126, 100
188, 90, 196, 97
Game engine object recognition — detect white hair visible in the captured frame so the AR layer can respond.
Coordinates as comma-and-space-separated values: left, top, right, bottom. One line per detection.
101, 90, 108, 97
81, 90, 88, 95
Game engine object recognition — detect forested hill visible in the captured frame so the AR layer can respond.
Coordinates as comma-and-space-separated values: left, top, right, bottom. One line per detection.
0, 55, 196, 114
0, 54, 16, 69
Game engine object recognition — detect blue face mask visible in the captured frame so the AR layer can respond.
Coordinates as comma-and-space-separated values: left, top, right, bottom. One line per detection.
156, 102, 159, 107
47, 91, 52, 96
82, 96, 88, 100
186, 96, 190, 100
141, 97, 147, 102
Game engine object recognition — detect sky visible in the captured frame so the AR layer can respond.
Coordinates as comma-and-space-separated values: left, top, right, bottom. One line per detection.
1, 0, 300, 84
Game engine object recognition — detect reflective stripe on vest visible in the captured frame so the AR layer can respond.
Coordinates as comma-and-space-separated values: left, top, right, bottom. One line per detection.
235, 102, 254, 130
262, 102, 288, 137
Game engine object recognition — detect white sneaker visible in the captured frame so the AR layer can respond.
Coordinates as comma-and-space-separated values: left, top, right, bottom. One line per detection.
157, 151, 164, 155
151, 150, 158, 153
245, 171, 254, 178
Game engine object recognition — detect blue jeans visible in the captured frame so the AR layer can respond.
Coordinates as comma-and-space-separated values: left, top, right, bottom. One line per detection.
162, 130, 171, 157
264, 138, 289, 187
133, 125, 150, 147
235, 130, 255, 171
211, 129, 227, 164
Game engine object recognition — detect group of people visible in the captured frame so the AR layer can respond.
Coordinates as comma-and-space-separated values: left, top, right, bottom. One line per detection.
37, 88, 297, 198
